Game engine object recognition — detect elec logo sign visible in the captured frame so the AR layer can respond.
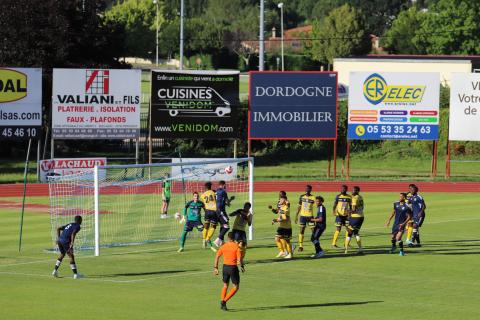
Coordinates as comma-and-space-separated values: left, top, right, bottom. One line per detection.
363, 73, 425, 105
85, 70, 109, 94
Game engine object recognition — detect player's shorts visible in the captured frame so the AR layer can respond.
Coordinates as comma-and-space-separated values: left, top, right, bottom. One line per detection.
412, 215, 424, 227
204, 210, 218, 224
276, 227, 292, 239
311, 226, 326, 240
392, 224, 406, 235
299, 215, 315, 227
232, 229, 247, 244
185, 220, 204, 232
335, 215, 349, 227
216, 209, 229, 226
162, 197, 170, 203
57, 241, 71, 254
222, 264, 240, 285
348, 217, 364, 232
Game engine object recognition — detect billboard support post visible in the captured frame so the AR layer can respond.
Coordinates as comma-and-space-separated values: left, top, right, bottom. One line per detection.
333, 139, 337, 179
446, 140, 451, 179
346, 140, 350, 180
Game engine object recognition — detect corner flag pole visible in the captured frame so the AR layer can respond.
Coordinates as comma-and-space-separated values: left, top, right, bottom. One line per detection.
19, 138, 32, 252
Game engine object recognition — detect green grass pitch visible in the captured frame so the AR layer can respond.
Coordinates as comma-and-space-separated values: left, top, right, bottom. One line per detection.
1, 192, 479, 320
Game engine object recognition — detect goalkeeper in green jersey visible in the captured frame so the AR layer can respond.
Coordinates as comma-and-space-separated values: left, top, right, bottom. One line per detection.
161, 174, 171, 219
178, 192, 205, 252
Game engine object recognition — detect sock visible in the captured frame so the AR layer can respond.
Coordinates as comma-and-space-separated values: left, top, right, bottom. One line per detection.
282, 239, 292, 254
224, 287, 238, 302
399, 241, 404, 251
345, 230, 349, 242
219, 226, 229, 241
391, 239, 396, 248
180, 230, 188, 247
221, 287, 228, 301
70, 263, 77, 274
298, 234, 304, 248
355, 235, 362, 248
275, 239, 285, 253
345, 236, 351, 249
415, 232, 421, 244
406, 225, 413, 242
314, 242, 321, 253
202, 227, 208, 240
206, 226, 216, 241
332, 230, 340, 245
412, 229, 418, 243
54, 259, 62, 271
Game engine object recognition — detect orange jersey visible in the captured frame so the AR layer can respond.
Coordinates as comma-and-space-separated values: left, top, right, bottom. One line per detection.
216, 241, 241, 266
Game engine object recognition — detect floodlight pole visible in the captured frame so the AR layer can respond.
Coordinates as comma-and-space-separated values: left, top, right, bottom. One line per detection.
179, 0, 185, 70
278, 2, 284, 71
153, 0, 159, 66
259, 0, 265, 71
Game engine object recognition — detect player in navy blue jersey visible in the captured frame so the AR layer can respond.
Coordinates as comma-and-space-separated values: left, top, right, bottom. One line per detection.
408, 185, 426, 247
386, 193, 412, 256
213, 181, 235, 247
52, 215, 83, 279
310, 196, 327, 258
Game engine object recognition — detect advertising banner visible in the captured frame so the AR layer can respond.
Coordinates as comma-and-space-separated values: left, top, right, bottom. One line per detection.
171, 158, 238, 181
449, 73, 480, 141
150, 70, 239, 139
249, 71, 338, 140
39, 157, 106, 182
0, 68, 42, 139
348, 72, 440, 140
52, 69, 141, 139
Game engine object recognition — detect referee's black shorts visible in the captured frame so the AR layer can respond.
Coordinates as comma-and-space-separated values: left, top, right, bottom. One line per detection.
222, 264, 240, 285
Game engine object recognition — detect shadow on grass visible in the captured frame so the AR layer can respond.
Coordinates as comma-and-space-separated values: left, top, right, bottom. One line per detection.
90, 269, 198, 278
229, 300, 383, 312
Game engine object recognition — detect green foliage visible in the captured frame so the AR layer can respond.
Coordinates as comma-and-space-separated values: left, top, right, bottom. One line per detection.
382, 7, 427, 54
306, 4, 370, 65
265, 54, 319, 71
105, 0, 160, 59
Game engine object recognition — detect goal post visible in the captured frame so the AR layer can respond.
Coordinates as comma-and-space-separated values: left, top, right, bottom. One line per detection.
49, 158, 254, 256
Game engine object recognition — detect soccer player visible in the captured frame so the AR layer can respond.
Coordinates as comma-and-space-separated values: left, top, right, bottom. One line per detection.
345, 186, 365, 254
405, 183, 416, 244
331, 185, 352, 247
310, 196, 326, 258
408, 185, 426, 247
178, 192, 205, 252
271, 195, 293, 259
52, 215, 83, 279
230, 202, 253, 260
214, 232, 245, 311
294, 185, 315, 252
161, 174, 171, 219
386, 193, 412, 256
213, 180, 235, 248
201, 182, 218, 251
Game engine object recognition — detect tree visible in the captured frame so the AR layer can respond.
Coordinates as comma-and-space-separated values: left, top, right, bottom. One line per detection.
105, 0, 161, 59
382, 7, 427, 54
306, 4, 370, 65
413, 0, 480, 55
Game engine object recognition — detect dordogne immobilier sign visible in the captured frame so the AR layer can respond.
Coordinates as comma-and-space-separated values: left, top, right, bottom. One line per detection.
0, 68, 42, 139
52, 69, 141, 139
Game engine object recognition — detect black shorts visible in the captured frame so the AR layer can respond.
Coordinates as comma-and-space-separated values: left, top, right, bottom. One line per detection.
392, 224, 405, 235
185, 220, 204, 232
223, 265, 240, 285
276, 227, 292, 238
163, 198, 170, 204
348, 217, 364, 231
299, 216, 314, 227
216, 209, 229, 226
412, 215, 424, 227
335, 215, 349, 227
311, 226, 325, 240
232, 229, 247, 244
204, 210, 218, 224
58, 241, 71, 254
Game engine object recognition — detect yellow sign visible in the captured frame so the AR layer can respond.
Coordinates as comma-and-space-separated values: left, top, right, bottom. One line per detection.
355, 125, 365, 136
0, 69, 28, 103
363, 73, 425, 105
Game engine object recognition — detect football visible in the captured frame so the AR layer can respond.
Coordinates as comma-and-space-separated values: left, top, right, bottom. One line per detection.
224, 165, 233, 174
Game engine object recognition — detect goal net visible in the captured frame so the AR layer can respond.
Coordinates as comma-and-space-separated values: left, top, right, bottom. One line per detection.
48, 158, 254, 256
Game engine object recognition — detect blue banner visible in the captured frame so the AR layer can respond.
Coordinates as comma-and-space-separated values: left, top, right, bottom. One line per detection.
249, 72, 338, 139
348, 123, 439, 140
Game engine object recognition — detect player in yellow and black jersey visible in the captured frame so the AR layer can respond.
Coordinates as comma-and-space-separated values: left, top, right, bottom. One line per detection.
345, 186, 364, 254
295, 185, 316, 252
271, 195, 293, 259
332, 185, 352, 248
201, 182, 218, 251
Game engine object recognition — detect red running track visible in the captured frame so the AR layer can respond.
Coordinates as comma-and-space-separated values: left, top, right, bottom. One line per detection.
0, 181, 479, 197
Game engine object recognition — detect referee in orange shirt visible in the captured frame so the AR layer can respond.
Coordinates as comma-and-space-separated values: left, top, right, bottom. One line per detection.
214, 232, 245, 311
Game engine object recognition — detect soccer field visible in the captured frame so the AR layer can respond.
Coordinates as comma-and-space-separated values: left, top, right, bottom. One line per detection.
1, 192, 479, 320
